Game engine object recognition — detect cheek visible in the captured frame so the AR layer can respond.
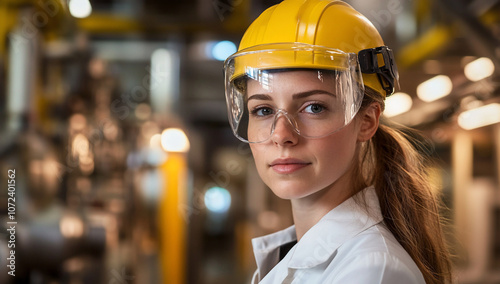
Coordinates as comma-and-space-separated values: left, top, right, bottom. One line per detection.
249, 144, 269, 180
250, 144, 265, 167
316, 129, 358, 167
249, 144, 259, 160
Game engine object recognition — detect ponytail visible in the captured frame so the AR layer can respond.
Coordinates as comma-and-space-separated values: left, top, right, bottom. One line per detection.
358, 89, 452, 284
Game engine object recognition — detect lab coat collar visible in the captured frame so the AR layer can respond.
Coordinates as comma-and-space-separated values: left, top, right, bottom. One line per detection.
252, 225, 297, 280
288, 186, 383, 269
252, 186, 383, 277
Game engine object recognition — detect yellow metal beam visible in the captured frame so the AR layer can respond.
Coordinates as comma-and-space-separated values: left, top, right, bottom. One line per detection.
0, 0, 67, 58
0, 2, 20, 60
397, 24, 454, 68
76, 13, 144, 34
76, 13, 207, 35
0, 4, 8, 59
158, 152, 188, 284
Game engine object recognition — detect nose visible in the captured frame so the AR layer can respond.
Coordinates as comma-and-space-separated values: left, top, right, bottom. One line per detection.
270, 112, 299, 146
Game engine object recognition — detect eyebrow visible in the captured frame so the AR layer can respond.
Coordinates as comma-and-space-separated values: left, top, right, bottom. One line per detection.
248, 89, 336, 101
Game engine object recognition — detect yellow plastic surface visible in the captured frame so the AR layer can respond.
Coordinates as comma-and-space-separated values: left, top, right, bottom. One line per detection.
232, 0, 387, 96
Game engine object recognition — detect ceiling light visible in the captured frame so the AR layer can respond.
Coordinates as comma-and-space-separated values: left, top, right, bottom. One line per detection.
464, 57, 495, 82
457, 103, 500, 130
161, 128, 190, 153
69, 0, 92, 18
417, 75, 452, 102
384, 92, 413, 117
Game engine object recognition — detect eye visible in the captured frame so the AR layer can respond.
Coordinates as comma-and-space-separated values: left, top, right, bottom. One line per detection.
304, 103, 325, 114
251, 106, 274, 117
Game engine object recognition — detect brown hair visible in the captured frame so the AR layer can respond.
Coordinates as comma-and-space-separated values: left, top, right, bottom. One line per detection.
356, 88, 453, 284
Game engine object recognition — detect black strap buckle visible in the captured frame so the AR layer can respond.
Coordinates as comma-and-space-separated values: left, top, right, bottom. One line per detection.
358, 46, 399, 96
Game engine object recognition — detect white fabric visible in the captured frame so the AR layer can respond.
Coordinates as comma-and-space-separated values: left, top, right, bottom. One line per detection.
251, 186, 425, 284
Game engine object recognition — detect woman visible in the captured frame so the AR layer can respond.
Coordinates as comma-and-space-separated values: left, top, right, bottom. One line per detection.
223, 0, 452, 283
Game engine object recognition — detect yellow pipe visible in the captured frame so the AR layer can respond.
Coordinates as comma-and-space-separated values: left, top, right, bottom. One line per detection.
0, 2, 17, 61
76, 13, 203, 35
77, 13, 144, 34
158, 152, 187, 284
0, 4, 6, 59
397, 25, 454, 68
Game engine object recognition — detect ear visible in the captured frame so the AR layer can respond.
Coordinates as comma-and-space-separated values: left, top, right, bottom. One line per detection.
357, 102, 381, 142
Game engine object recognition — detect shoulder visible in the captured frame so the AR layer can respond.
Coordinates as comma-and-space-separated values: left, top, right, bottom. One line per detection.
326, 223, 425, 284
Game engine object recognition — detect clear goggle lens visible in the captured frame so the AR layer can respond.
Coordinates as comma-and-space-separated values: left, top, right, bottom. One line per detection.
224, 44, 365, 143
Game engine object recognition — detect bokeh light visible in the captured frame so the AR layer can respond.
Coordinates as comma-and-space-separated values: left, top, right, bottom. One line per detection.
204, 187, 231, 214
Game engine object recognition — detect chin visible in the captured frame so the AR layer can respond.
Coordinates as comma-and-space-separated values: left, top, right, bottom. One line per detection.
267, 180, 317, 200
271, 190, 304, 200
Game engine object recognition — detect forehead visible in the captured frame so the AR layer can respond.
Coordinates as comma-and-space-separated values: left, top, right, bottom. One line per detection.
246, 70, 337, 94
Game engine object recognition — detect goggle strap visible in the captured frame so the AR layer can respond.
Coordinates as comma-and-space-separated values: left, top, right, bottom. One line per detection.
358, 46, 399, 96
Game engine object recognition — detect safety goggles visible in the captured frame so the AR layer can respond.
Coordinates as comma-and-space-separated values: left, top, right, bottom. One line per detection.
224, 43, 365, 143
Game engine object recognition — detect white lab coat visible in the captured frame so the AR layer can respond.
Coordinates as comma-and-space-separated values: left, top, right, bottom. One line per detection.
251, 186, 425, 284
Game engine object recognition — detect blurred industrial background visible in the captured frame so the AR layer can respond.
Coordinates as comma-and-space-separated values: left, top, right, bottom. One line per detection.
0, 0, 499, 283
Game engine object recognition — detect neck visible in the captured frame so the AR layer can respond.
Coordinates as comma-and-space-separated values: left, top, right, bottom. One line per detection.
290, 161, 364, 241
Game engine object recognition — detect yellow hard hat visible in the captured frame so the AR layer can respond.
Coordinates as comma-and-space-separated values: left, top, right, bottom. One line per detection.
227, 0, 398, 97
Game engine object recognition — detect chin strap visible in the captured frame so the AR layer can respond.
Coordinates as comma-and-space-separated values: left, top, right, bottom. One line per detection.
358, 46, 399, 97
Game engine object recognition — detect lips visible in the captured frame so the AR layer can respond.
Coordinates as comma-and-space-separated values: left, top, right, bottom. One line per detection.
269, 158, 311, 174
